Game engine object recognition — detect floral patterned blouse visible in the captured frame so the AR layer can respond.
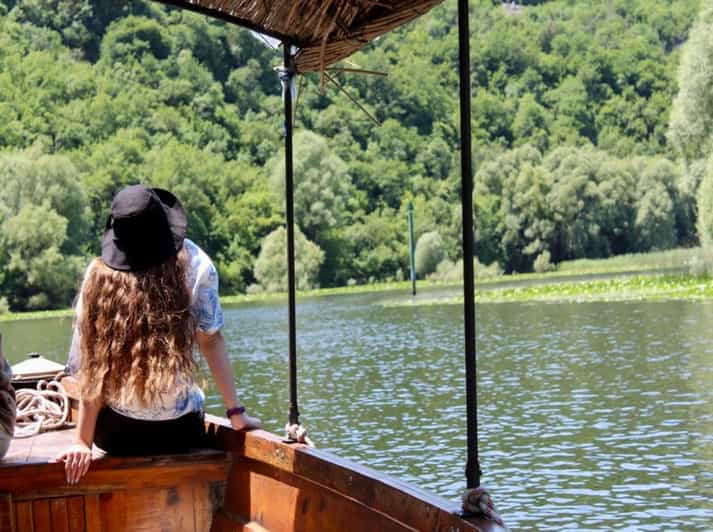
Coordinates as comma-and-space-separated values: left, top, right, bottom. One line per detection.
67, 238, 224, 420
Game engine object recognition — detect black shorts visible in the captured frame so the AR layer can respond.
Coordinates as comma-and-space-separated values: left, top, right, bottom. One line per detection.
94, 407, 206, 456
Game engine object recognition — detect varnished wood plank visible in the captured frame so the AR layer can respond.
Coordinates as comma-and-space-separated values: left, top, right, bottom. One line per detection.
31, 500, 50, 532
193, 482, 213, 532
84, 494, 101, 532
222, 462, 251, 522
173, 483, 197, 531
65, 496, 84, 532
291, 449, 499, 531
49, 498, 69, 532
15, 501, 32, 532
3, 434, 34, 465
99, 491, 126, 531
0, 493, 15, 532
223, 460, 412, 532
100, 487, 197, 531
2, 428, 81, 466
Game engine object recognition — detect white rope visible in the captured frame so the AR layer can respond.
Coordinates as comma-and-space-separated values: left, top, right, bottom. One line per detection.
285, 423, 315, 447
14, 378, 72, 439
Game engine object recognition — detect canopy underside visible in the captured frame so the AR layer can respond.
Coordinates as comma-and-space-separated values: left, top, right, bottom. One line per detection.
157, 0, 445, 72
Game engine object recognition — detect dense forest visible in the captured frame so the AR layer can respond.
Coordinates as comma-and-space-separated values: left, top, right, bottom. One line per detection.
0, 0, 709, 311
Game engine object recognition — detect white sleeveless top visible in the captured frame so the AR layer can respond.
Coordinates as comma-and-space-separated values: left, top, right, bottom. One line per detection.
67, 239, 224, 420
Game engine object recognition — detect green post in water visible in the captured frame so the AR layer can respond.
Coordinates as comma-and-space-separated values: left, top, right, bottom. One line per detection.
408, 202, 416, 296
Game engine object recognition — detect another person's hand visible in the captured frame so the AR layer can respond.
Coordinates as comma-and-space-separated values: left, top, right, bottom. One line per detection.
56, 442, 93, 484
230, 412, 262, 431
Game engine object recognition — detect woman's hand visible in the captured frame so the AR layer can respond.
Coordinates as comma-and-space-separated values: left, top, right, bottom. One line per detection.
230, 412, 262, 431
56, 442, 93, 484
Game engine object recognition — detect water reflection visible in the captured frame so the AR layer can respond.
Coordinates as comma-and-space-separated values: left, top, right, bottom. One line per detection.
2, 291, 712, 530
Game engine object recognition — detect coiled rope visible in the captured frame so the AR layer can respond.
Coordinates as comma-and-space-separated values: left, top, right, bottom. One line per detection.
462, 486, 506, 529
14, 375, 72, 439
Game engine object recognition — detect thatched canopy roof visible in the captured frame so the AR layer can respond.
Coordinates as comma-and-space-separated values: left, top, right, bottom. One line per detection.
158, 0, 445, 72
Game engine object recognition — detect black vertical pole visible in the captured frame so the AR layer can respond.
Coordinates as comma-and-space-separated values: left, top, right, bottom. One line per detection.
281, 43, 300, 427
458, 0, 481, 488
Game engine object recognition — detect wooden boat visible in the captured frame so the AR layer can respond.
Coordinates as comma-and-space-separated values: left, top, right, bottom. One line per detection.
1, 1, 507, 530
1, 372, 502, 531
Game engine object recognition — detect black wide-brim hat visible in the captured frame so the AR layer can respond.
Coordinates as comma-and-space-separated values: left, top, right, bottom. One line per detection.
102, 185, 187, 272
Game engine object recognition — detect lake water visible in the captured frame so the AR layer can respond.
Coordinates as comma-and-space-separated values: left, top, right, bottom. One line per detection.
3, 287, 712, 531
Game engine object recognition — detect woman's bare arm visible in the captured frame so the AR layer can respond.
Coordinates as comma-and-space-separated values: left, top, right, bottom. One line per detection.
197, 330, 261, 431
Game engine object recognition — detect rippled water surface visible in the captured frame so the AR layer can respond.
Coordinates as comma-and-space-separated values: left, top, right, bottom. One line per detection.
3, 289, 713, 530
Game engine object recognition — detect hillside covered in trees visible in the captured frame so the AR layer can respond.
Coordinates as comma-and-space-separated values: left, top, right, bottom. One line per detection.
0, 0, 707, 311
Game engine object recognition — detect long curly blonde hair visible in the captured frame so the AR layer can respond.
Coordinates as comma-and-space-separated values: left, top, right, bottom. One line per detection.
76, 248, 196, 406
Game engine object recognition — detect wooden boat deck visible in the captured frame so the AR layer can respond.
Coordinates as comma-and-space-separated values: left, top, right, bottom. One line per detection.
3, 427, 102, 465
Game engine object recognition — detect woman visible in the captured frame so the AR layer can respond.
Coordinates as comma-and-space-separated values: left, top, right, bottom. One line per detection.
0, 334, 15, 459
57, 185, 260, 484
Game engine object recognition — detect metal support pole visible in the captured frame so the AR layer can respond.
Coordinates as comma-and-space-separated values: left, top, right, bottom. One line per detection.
280, 43, 300, 427
407, 202, 416, 296
458, 0, 481, 488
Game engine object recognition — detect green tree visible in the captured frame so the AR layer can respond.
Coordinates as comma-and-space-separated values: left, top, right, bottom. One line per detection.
696, 158, 713, 246
635, 186, 676, 251
474, 144, 544, 271
512, 93, 550, 152
632, 157, 680, 251
669, 3, 713, 243
415, 231, 445, 277
253, 226, 324, 292
334, 210, 407, 284
544, 147, 609, 261
99, 16, 172, 66
270, 131, 356, 242
545, 76, 594, 145
669, 3, 713, 167
0, 148, 90, 253
1, 204, 84, 309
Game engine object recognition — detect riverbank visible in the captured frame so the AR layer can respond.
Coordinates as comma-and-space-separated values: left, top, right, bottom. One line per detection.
0, 281, 436, 322
381, 274, 713, 307
3, 273, 712, 322
1, 247, 711, 322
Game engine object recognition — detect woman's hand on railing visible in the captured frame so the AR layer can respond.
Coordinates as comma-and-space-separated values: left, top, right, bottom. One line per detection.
230, 412, 262, 431
56, 442, 92, 484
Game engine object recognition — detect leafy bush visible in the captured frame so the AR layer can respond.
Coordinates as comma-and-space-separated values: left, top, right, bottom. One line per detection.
246, 283, 263, 295
415, 231, 445, 277
428, 257, 503, 283
533, 250, 555, 273
429, 259, 460, 283
253, 226, 324, 292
